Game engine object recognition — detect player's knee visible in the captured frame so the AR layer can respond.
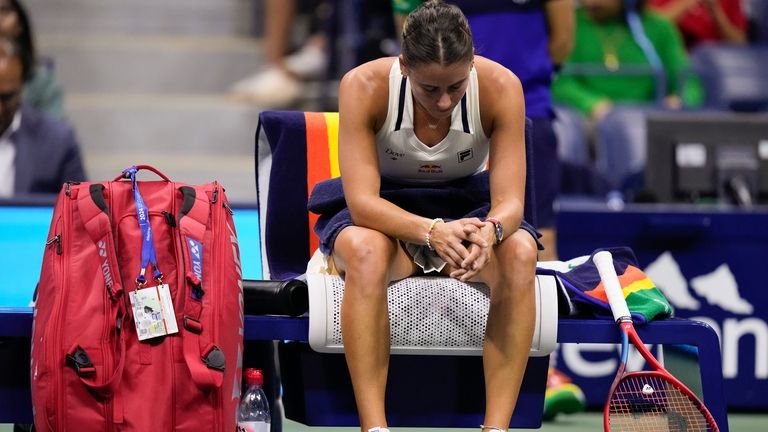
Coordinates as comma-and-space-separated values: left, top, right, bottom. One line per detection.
504, 229, 538, 270
338, 229, 394, 280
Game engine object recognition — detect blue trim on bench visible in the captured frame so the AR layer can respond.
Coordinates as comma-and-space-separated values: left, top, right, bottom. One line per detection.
0, 308, 728, 430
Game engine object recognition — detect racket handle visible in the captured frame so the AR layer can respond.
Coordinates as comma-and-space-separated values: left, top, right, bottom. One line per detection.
593, 250, 631, 322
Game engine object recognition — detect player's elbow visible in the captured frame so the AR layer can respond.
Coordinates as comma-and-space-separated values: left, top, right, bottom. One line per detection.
345, 195, 377, 227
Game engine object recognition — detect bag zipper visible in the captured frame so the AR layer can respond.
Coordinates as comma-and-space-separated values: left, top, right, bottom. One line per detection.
52, 193, 74, 430
103, 182, 118, 432
211, 183, 223, 431
37, 217, 62, 430
169, 187, 181, 430
45, 234, 62, 255
161, 204, 180, 430
64, 181, 80, 197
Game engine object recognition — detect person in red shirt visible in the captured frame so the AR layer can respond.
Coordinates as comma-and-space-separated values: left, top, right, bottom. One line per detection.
649, 0, 747, 50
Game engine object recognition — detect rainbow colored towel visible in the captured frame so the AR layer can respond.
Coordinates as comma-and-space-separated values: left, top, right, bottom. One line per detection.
546, 247, 674, 324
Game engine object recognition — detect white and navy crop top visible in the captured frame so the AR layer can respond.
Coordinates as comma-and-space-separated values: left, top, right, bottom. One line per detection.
374, 59, 489, 184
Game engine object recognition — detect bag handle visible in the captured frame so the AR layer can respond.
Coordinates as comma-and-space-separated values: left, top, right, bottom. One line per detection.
71, 184, 127, 397
113, 164, 171, 182
177, 185, 225, 389
68, 318, 127, 397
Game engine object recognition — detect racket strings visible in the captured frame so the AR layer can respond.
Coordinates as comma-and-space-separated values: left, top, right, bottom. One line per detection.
608, 375, 713, 431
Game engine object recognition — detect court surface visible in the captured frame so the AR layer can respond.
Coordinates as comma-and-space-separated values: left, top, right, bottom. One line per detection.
3, 413, 764, 431
281, 412, 764, 431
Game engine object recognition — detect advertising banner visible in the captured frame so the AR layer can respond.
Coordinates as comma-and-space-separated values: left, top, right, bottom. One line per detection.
558, 205, 767, 409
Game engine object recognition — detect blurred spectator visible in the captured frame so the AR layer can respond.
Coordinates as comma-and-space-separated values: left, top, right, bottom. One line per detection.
0, 0, 65, 119
552, 0, 707, 195
0, 37, 85, 198
648, 0, 747, 50
230, 0, 328, 108
743, 0, 768, 43
552, 0, 702, 122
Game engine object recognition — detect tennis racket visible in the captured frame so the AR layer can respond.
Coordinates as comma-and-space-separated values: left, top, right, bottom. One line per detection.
593, 250, 720, 432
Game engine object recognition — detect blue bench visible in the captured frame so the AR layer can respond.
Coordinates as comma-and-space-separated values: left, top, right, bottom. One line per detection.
0, 309, 727, 429
2, 309, 542, 426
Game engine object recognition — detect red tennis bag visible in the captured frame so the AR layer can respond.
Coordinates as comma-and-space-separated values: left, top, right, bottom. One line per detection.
31, 165, 244, 431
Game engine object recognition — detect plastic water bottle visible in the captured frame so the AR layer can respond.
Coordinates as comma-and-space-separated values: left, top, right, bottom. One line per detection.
237, 368, 271, 432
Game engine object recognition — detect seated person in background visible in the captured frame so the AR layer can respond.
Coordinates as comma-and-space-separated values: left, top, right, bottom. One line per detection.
314, 2, 541, 430
648, 0, 747, 50
0, 37, 86, 198
552, 0, 703, 122
0, 0, 65, 119
552, 0, 705, 194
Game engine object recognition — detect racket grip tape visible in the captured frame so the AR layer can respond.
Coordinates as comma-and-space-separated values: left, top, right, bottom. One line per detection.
593, 251, 631, 322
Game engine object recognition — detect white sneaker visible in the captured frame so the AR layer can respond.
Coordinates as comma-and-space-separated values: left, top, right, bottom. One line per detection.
229, 66, 303, 108
284, 44, 327, 79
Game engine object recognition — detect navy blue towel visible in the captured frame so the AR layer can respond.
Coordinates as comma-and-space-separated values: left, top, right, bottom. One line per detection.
308, 172, 540, 255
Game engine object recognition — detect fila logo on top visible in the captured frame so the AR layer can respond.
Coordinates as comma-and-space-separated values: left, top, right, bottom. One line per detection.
457, 149, 473, 163
562, 251, 766, 380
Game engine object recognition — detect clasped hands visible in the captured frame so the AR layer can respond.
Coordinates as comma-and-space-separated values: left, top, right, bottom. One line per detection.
428, 217, 495, 282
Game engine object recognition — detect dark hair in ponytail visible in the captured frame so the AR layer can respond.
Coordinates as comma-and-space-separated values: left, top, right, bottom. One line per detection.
401, 0, 474, 67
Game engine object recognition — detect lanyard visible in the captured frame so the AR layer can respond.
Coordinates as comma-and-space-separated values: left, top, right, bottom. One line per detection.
123, 166, 162, 285
625, 9, 666, 102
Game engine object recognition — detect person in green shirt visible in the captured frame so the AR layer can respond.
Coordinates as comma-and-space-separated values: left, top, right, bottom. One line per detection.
553, 0, 702, 120
552, 0, 703, 193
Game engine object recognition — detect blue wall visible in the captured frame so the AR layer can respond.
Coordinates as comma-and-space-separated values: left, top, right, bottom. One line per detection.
0, 206, 262, 308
